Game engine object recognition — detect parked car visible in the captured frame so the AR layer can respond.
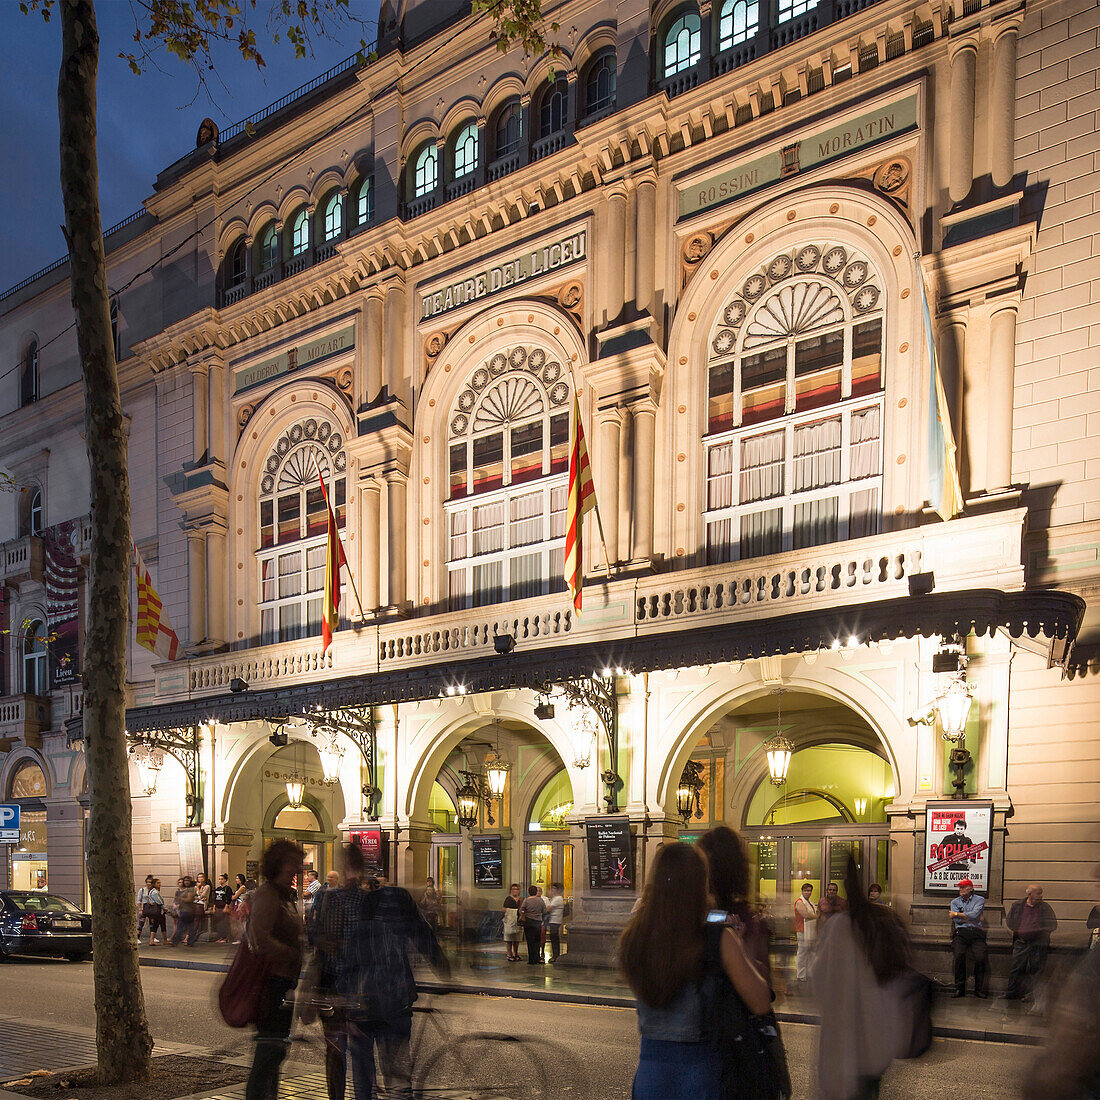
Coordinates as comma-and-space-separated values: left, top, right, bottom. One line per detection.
0, 890, 92, 962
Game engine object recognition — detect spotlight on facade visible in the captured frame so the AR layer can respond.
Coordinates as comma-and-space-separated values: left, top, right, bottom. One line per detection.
854, 797, 868, 817
229, 677, 249, 693
534, 693, 555, 721
269, 729, 289, 747
494, 633, 515, 655
908, 571, 935, 597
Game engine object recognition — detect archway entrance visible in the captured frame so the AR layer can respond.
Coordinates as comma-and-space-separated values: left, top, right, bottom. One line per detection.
675, 690, 896, 935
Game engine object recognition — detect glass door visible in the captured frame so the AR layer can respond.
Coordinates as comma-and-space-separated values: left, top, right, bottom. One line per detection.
432, 842, 459, 931
826, 838, 864, 902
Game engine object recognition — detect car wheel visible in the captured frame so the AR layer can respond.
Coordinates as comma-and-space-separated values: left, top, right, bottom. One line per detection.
65, 952, 90, 963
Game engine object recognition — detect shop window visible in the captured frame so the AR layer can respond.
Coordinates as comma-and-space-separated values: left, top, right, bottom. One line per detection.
451, 120, 479, 178
413, 142, 439, 198
582, 51, 617, 118
20, 339, 39, 407
22, 621, 48, 697
704, 243, 885, 562
446, 345, 572, 609
537, 78, 569, 138
663, 11, 701, 77
493, 100, 523, 159
289, 208, 309, 256
258, 418, 347, 645
718, 0, 759, 50
322, 192, 343, 242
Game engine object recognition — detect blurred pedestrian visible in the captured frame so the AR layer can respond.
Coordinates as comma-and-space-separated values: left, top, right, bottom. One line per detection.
212, 872, 233, 943
136, 874, 154, 940
519, 885, 546, 964
245, 840, 305, 1100
868, 884, 884, 904
546, 882, 565, 963
171, 876, 199, 946
146, 878, 168, 946
1005, 884, 1058, 1001
418, 877, 440, 931
502, 883, 522, 961
793, 883, 818, 984
818, 882, 847, 922
949, 878, 987, 998
814, 859, 914, 1100
620, 843, 771, 1100
195, 872, 212, 941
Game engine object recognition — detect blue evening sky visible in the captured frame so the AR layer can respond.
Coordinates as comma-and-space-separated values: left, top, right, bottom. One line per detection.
0, 1, 381, 291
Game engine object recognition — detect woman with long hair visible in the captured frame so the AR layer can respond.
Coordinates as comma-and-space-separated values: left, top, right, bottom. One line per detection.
621, 844, 771, 1099
814, 857, 913, 1100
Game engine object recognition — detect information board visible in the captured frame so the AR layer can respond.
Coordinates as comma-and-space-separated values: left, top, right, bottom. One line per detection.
176, 827, 206, 879
349, 828, 385, 877
471, 835, 503, 889
924, 801, 993, 893
586, 817, 633, 890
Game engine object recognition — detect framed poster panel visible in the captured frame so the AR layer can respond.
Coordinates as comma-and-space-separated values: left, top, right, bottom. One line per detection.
471, 835, 503, 888
923, 801, 993, 893
586, 817, 634, 889
349, 827, 385, 877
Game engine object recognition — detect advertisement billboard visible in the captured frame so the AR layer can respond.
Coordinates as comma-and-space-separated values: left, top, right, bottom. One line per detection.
924, 801, 993, 893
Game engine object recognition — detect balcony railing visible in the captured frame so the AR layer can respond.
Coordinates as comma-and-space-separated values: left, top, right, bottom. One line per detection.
403, 194, 438, 221
0, 694, 51, 749
446, 176, 477, 201
1, 535, 44, 585
530, 132, 570, 162
152, 510, 1027, 705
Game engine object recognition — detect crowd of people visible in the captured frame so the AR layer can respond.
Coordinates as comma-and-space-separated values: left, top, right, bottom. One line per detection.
136, 871, 253, 946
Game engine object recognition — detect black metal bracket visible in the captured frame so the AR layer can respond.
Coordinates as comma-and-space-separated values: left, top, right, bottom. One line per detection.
949, 747, 972, 798
301, 705, 381, 820
549, 674, 621, 813
129, 726, 203, 826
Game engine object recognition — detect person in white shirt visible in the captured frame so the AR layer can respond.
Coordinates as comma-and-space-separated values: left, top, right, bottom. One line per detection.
794, 882, 818, 984
546, 882, 566, 963
136, 874, 154, 939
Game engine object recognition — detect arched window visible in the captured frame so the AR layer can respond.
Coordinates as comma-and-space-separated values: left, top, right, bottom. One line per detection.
493, 100, 523, 159
451, 120, 479, 178
322, 192, 343, 242
228, 238, 247, 286
704, 243, 885, 562
355, 176, 374, 227
528, 769, 574, 831
20, 340, 39, 407
258, 223, 279, 271
583, 51, 617, 117
289, 209, 310, 256
9, 759, 48, 800
413, 143, 439, 199
22, 488, 44, 537
777, 0, 819, 23
446, 345, 572, 608
258, 418, 348, 645
718, 0, 759, 50
664, 11, 701, 76
22, 620, 49, 696
537, 78, 569, 138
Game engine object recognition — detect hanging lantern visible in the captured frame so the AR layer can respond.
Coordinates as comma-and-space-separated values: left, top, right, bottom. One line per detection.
483, 748, 511, 799
456, 776, 480, 830
134, 745, 164, 797
675, 760, 705, 824
285, 774, 306, 809
763, 734, 794, 787
318, 737, 344, 785
935, 674, 974, 741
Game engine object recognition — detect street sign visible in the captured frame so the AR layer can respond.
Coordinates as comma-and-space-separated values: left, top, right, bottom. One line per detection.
0, 803, 19, 843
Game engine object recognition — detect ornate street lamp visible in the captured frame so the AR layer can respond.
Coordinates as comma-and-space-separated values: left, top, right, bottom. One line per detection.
456, 775, 481, 830
285, 740, 306, 808
133, 744, 164, 797
317, 736, 344, 785
676, 760, 706, 824
483, 748, 511, 800
935, 673, 974, 742
762, 688, 793, 787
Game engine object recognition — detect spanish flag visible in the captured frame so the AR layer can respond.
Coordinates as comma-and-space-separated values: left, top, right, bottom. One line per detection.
132, 544, 181, 661
318, 474, 348, 653
920, 275, 964, 521
564, 396, 597, 612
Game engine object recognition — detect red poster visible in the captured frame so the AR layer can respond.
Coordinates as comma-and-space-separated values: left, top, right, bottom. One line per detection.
349, 828, 384, 877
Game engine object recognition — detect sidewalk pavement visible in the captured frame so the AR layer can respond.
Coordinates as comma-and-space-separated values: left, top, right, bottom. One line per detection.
136, 938, 1045, 1046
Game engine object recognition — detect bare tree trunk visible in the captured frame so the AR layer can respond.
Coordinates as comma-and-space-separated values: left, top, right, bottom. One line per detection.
58, 0, 153, 1082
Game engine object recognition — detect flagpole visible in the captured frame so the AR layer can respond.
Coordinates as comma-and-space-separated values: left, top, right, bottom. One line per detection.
314, 463, 368, 622
565, 363, 614, 578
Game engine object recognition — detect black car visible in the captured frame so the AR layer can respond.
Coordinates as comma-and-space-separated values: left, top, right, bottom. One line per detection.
0, 891, 92, 961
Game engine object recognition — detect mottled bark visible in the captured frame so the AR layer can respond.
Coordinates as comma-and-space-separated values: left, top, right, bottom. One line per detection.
58, 0, 153, 1082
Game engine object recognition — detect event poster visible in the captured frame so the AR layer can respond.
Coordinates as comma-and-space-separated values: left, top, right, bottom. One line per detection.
924, 801, 992, 893
471, 835, 503, 888
44, 520, 81, 688
586, 817, 633, 890
349, 828, 385, 877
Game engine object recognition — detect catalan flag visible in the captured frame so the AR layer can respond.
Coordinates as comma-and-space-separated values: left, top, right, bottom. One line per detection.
564, 396, 597, 612
318, 473, 348, 653
133, 544, 180, 661
920, 274, 964, 521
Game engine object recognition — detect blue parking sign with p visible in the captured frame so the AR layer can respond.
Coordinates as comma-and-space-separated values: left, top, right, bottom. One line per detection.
0, 803, 19, 842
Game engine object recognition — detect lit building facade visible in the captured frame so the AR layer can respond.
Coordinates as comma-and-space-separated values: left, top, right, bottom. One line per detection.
0, 0, 1097, 969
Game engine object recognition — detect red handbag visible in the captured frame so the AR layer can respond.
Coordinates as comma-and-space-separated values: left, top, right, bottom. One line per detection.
218, 936, 270, 1028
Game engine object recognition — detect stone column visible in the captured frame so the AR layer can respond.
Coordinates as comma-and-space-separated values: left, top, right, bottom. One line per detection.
190, 364, 208, 464
598, 411, 621, 567
990, 26, 1019, 190
206, 358, 226, 466
986, 305, 1017, 491
385, 470, 408, 609
605, 187, 628, 325
362, 476, 382, 611
632, 400, 657, 562
364, 289, 384, 409
634, 173, 658, 318
186, 529, 207, 643
618, 407, 634, 565
383, 283, 406, 404
949, 42, 977, 205
205, 524, 227, 643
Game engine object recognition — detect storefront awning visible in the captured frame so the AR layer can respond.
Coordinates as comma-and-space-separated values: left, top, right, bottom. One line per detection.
88, 587, 1083, 737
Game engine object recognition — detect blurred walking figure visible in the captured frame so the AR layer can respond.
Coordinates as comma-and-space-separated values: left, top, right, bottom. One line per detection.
793, 883, 818, 985
337, 867, 446, 1099
621, 844, 771, 1100
146, 878, 168, 945
1005, 884, 1058, 1001
814, 858, 916, 1100
418, 877, 441, 931
545, 882, 565, 963
246, 840, 305, 1100
171, 875, 199, 946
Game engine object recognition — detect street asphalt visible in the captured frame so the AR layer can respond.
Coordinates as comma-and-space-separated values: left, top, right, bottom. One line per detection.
1, 955, 1038, 1098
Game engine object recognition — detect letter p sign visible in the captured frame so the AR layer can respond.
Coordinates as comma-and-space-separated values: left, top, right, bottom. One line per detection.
0, 803, 19, 841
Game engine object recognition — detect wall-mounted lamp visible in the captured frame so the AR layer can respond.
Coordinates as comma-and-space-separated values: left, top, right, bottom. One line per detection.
494, 633, 516, 655
317, 737, 344, 785
229, 677, 249, 693
676, 760, 706, 824
854, 797, 868, 817
132, 744, 164, 797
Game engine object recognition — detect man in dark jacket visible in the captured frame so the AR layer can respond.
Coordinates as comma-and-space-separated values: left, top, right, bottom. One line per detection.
1005, 884, 1058, 1000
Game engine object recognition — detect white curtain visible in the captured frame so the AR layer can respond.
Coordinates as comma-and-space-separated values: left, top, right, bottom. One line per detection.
740, 507, 783, 557
509, 491, 545, 548
850, 406, 882, 480
472, 560, 504, 606
849, 487, 880, 539
550, 485, 567, 539
449, 510, 468, 561
707, 518, 737, 564
793, 417, 842, 491
708, 443, 735, 510
793, 498, 839, 549
472, 501, 506, 555
510, 551, 543, 600
740, 431, 785, 502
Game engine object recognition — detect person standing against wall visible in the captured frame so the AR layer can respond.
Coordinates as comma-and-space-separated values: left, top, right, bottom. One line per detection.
794, 883, 818, 985
546, 883, 565, 963
519, 886, 546, 965
949, 878, 987, 998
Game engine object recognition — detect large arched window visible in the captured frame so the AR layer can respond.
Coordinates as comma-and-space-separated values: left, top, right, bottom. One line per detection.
663, 11, 701, 76
451, 120, 479, 178
777, 0, 819, 23
537, 78, 569, 138
413, 143, 439, 199
258, 418, 348, 645
21, 340, 39, 407
493, 100, 523, 159
257, 223, 279, 272
227, 238, 247, 287
582, 50, 617, 118
446, 346, 572, 608
355, 176, 374, 227
21, 487, 43, 537
718, 0, 759, 50
704, 243, 885, 562
289, 208, 310, 256
22, 620, 48, 696
321, 192, 343, 243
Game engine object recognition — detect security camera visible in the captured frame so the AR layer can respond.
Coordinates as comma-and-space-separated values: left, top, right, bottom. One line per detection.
907, 706, 936, 727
